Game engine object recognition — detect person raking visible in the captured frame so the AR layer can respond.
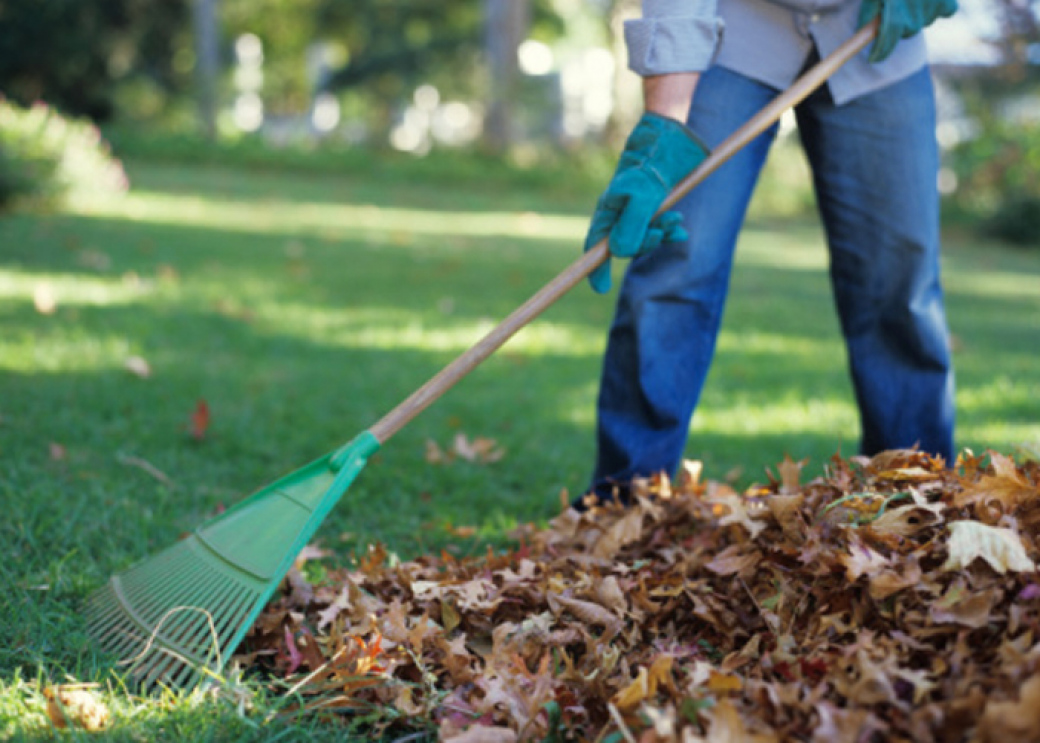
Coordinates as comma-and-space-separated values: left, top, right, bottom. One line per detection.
580, 0, 958, 506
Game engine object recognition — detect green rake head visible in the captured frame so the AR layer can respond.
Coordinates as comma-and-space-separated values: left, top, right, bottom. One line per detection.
86, 432, 380, 690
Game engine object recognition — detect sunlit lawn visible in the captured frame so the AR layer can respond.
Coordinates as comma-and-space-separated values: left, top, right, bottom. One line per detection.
1, 158, 1038, 739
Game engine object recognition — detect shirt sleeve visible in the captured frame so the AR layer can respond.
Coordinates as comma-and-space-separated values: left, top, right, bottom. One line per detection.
624, 0, 725, 76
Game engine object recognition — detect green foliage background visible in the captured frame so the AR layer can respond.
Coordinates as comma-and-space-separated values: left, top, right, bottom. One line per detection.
0, 100, 127, 211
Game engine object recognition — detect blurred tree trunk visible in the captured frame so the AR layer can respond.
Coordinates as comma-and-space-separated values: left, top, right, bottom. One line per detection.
483, 0, 529, 152
193, 0, 221, 139
608, 0, 641, 146
994, 0, 1040, 78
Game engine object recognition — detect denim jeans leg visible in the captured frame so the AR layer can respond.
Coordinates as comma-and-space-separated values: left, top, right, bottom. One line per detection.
588, 67, 780, 499
795, 67, 955, 462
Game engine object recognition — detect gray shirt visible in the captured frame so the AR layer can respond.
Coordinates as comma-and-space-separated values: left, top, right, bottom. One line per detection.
624, 0, 929, 105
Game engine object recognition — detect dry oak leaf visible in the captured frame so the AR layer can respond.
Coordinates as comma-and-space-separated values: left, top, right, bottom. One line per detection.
777, 454, 807, 494
942, 521, 1036, 574
929, 580, 1000, 629
869, 501, 944, 538
190, 399, 210, 440
412, 578, 500, 611
810, 702, 882, 743
766, 493, 806, 541
701, 698, 776, 743
840, 540, 890, 582
426, 433, 505, 465
124, 355, 152, 378
709, 490, 768, 539
33, 283, 57, 315
547, 593, 622, 636
611, 655, 676, 712
594, 575, 628, 613
442, 725, 518, 743
706, 544, 760, 577
592, 507, 645, 560
976, 673, 1040, 743
955, 451, 1039, 512
867, 557, 923, 600
43, 684, 109, 731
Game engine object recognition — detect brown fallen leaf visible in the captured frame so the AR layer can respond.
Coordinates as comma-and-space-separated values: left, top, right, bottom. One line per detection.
942, 521, 1036, 574
955, 451, 1039, 513
33, 283, 57, 315
442, 725, 517, 743
777, 454, 807, 494
124, 355, 152, 378
190, 399, 210, 441
976, 673, 1040, 743
44, 684, 109, 731
426, 433, 506, 465
930, 581, 1000, 629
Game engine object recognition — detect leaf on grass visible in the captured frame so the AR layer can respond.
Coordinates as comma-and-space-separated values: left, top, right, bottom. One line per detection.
425, 433, 505, 464
453, 433, 505, 463
33, 283, 57, 315
190, 399, 210, 440
78, 249, 111, 271
44, 684, 109, 731
942, 521, 1036, 574
425, 439, 448, 464
124, 355, 152, 378
284, 626, 304, 674
296, 545, 332, 566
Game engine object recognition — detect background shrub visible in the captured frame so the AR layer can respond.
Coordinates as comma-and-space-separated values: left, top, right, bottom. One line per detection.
0, 98, 128, 212
946, 120, 1040, 248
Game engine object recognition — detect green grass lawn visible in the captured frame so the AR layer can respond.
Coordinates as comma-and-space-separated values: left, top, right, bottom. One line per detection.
1, 157, 1038, 740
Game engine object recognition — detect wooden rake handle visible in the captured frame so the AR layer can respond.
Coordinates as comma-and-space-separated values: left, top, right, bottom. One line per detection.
370, 20, 879, 445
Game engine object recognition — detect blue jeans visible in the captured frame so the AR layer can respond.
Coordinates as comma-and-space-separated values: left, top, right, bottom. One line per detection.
589, 64, 955, 499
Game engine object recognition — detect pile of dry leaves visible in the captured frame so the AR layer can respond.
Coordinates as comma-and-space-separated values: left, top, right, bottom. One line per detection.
238, 449, 1040, 742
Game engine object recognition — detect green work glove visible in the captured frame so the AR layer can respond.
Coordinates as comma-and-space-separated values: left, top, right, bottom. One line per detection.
859, 0, 958, 63
584, 112, 709, 294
